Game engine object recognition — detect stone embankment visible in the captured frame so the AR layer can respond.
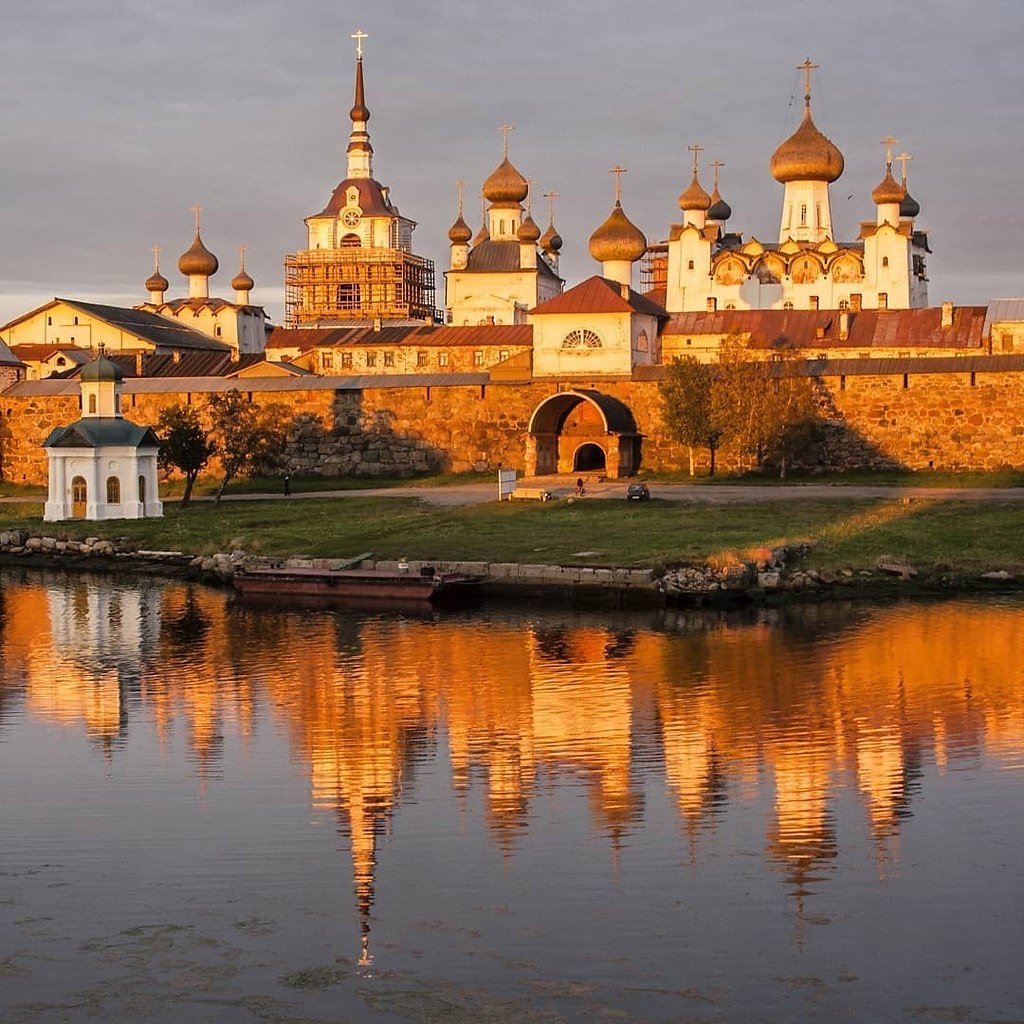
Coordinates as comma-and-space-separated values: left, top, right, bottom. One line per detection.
1, 529, 1020, 605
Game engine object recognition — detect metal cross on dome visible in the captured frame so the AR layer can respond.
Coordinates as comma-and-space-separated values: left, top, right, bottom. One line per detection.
711, 159, 724, 190
897, 151, 913, 182
351, 29, 368, 59
688, 142, 703, 177
191, 205, 203, 232
880, 135, 899, 169
543, 191, 560, 222
798, 58, 819, 104
455, 180, 466, 215
499, 124, 515, 158
151, 245, 161, 271
610, 165, 627, 202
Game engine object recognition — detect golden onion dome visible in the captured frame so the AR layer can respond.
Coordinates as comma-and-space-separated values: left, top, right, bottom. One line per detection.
448, 215, 472, 244
482, 157, 529, 203
872, 167, 905, 205
707, 187, 732, 222
770, 106, 844, 184
178, 231, 219, 277
678, 174, 711, 212
900, 187, 920, 219
588, 201, 647, 264
539, 222, 563, 253
231, 268, 255, 291
145, 269, 169, 293
517, 214, 541, 243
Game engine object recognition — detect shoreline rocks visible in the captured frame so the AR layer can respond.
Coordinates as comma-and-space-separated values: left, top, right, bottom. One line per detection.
1, 529, 1021, 606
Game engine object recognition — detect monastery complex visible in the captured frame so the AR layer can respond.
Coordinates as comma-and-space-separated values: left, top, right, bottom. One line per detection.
3, 41, 1024, 488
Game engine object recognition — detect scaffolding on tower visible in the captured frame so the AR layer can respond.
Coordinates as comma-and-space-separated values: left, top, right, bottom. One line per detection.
283, 247, 438, 327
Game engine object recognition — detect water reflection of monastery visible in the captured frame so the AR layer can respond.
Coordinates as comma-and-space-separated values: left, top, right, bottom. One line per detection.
5, 580, 1024, 959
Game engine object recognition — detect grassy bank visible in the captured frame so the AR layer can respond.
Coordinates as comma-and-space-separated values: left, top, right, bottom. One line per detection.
2, 492, 1022, 576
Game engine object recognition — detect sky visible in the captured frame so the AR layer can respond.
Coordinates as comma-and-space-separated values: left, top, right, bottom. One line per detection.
2, 0, 1022, 327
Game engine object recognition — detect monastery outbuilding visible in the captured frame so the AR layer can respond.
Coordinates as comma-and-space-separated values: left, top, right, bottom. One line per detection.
42, 353, 163, 521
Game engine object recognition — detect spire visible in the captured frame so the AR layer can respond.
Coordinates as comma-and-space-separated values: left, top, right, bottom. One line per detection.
346, 30, 373, 179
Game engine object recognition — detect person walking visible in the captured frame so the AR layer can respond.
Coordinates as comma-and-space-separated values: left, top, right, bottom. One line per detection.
283, 473, 291, 497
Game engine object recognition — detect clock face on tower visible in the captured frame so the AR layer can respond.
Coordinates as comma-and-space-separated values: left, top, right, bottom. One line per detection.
341, 209, 361, 228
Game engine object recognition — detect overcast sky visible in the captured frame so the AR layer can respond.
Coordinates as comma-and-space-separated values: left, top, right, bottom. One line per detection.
2, 0, 1022, 327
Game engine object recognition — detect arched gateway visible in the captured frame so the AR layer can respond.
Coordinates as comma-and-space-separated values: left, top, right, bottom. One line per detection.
525, 389, 641, 479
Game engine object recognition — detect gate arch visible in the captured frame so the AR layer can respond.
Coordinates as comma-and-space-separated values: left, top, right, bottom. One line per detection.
526, 389, 641, 478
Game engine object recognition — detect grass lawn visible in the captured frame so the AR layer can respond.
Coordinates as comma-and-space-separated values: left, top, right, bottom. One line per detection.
2, 492, 1022, 574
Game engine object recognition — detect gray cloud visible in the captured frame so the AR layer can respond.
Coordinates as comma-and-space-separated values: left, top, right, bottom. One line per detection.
2, 0, 1022, 325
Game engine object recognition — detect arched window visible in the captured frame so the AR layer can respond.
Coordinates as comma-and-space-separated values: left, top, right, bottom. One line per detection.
88, 394, 97, 414
783, 301, 794, 311
106, 476, 121, 504
800, 204, 808, 226
561, 329, 602, 350
882, 256, 889, 268
636, 329, 649, 352
340, 234, 361, 248
838, 299, 850, 311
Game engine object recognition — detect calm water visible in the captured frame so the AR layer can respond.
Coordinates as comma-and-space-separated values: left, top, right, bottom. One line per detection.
2, 569, 1023, 1024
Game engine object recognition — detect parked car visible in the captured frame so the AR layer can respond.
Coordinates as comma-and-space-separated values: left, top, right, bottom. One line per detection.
626, 482, 650, 501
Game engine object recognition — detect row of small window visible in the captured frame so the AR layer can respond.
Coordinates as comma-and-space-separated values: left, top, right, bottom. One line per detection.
703, 294, 883, 312
80, 394, 121, 414
320, 350, 507, 370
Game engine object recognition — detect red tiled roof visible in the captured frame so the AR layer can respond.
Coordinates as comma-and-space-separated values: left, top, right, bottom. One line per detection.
529, 276, 668, 318
662, 306, 987, 351
266, 323, 533, 351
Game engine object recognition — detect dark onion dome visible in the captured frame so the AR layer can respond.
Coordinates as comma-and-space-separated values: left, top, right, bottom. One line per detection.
539, 222, 563, 253
472, 219, 490, 246
448, 214, 472, 244
770, 106, 844, 183
588, 201, 648, 263
145, 269, 169, 293
231, 268, 255, 291
872, 167, 905, 205
482, 157, 529, 203
178, 230, 219, 277
80, 353, 124, 382
707, 186, 732, 222
678, 173, 711, 212
517, 213, 541, 243
900, 186, 921, 218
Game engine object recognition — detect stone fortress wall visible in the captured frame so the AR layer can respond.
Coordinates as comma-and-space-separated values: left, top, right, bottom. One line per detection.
2, 364, 1024, 486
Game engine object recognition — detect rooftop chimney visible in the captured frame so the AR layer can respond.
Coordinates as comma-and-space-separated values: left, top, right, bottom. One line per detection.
839, 311, 850, 341
941, 301, 954, 329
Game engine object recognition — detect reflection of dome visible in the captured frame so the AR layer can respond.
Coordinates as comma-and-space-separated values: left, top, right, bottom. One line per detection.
178, 231, 219, 277
540, 222, 562, 253
589, 202, 647, 263
145, 269, 169, 293
483, 157, 529, 203
517, 214, 541, 243
678, 174, 711, 212
707, 187, 732, 222
770, 106, 844, 183
900, 187, 921, 219
448, 215, 472, 244
872, 168, 904, 205
231, 268, 255, 291
81, 354, 123, 382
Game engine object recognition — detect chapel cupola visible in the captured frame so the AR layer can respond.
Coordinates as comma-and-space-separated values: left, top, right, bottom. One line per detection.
80, 348, 124, 419
448, 182, 473, 270
771, 60, 844, 244
872, 138, 905, 227
678, 144, 712, 230
897, 151, 921, 219
178, 207, 219, 300
483, 126, 527, 240
231, 246, 255, 304
145, 246, 169, 304
706, 160, 732, 225
589, 166, 648, 288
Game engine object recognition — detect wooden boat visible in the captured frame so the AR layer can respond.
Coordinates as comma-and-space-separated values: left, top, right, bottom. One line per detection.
232, 564, 483, 608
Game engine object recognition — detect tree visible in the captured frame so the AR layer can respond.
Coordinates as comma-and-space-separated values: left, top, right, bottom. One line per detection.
205, 390, 290, 503
659, 356, 727, 476
157, 404, 217, 508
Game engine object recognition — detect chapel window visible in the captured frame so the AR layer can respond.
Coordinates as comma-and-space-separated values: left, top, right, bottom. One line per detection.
106, 476, 121, 503
800, 204, 807, 226
688, 260, 695, 270
882, 256, 889, 268
88, 394, 97, 414
783, 301, 794, 311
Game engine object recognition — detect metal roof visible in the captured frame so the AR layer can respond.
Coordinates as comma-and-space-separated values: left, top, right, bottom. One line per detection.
43, 416, 160, 449
530, 275, 669, 318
